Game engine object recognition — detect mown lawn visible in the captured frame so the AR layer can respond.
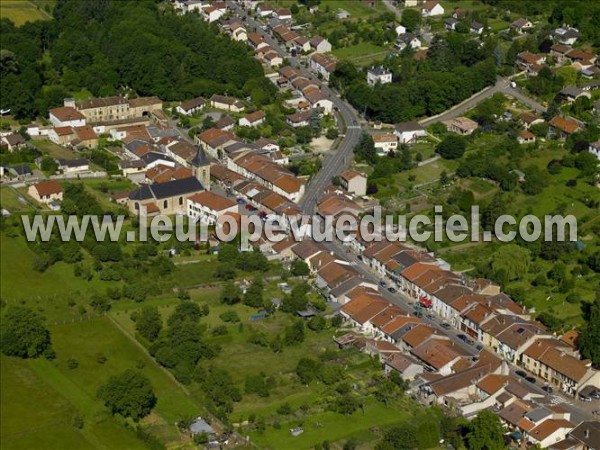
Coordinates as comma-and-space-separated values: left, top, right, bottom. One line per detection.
331, 43, 389, 66
0, 0, 51, 26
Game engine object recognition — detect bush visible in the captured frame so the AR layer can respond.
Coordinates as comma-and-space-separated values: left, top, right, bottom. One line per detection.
436, 135, 466, 159
219, 310, 240, 323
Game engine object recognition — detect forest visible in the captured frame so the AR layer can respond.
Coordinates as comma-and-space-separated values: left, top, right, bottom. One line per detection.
331, 34, 498, 123
0, 0, 265, 119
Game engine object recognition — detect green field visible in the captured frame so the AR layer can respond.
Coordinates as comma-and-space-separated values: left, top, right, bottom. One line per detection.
0, 0, 51, 26
331, 43, 389, 66
1, 314, 201, 449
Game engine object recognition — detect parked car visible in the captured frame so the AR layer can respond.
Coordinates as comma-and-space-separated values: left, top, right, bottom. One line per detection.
426, 314, 435, 320
457, 334, 467, 342
387, 287, 397, 294
476, 344, 483, 351
515, 370, 527, 378
541, 385, 553, 394
525, 376, 536, 384
379, 280, 387, 287
441, 323, 451, 329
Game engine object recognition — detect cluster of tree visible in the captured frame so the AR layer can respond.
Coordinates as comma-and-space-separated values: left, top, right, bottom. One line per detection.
332, 34, 497, 123
376, 408, 504, 450
195, 365, 241, 419
1, 306, 53, 359
1, 0, 265, 118
245, 372, 274, 398
214, 244, 269, 280
148, 301, 219, 385
295, 356, 345, 385
97, 369, 157, 421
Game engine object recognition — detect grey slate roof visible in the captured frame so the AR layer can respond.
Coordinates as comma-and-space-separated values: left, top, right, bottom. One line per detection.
129, 177, 203, 201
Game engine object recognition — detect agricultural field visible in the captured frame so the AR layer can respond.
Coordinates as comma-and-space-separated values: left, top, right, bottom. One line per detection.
0, 0, 52, 26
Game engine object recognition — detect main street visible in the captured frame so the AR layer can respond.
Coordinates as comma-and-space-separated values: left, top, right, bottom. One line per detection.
228, 2, 592, 423
228, 1, 364, 215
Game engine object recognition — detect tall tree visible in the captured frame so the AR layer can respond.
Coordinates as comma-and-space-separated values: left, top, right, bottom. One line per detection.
135, 307, 162, 342
579, 298, 600, 368
465, 410, 505, 450
97, 370, 157, 421
1, 306, 52, 358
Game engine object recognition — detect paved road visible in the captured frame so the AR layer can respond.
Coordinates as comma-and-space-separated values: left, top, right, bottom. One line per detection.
382, 0, 403, 19
228, 1, 363, 215
420, 77, 547, 127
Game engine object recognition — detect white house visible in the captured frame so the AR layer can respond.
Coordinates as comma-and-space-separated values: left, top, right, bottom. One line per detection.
187, 191, 238, 224
554, 27, 580, 45
256, 3, 274, 17
56, 158, 90, 173
367, 66, 392, 86
470, 21, 484, 34
340, 170, 367, 196
510, 18, 533, 34
422, 1, 444, 17
394, 24, 407, 36
277, 8, 292, 21
373, 133, 398, 155
28, 180, 63, 204
304, 89, 333, 114
48, 107, 86, 128
309, 36, 332, 53
210, 95, 244, 113
394, 121, 427, 144
176, 97, 206, 116
239, 110, 266, 127
200, 5, 224, 23
395, 33, 421, 51
445, 18, 458, 31
309, 53, 336, 81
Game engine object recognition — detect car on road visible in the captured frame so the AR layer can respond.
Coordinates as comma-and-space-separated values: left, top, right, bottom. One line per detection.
378, 280, 386, 287
525, 376, 536, 384
387, 287, 397, 293
441, 322, 451, 329
456, 334, 474, 345
237, 198, 246, 205
515, 370, 527, 378
245, 204, 256, 211
541, 385, 553, 394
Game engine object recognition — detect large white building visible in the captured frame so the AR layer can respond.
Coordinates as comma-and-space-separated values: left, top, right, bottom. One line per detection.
367, 66, 392, 86
187, 191, 238, 224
